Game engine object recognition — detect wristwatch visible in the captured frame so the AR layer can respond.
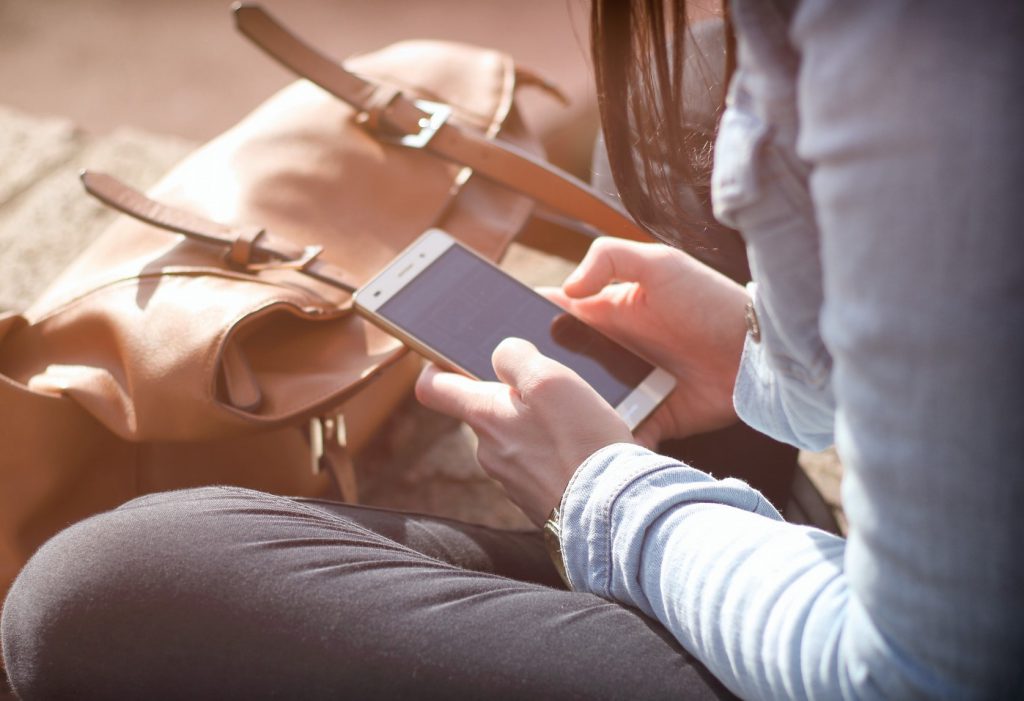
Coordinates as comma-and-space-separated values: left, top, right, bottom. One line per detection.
543, 506, 571, 589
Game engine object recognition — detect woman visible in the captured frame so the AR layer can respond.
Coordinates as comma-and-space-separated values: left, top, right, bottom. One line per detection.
3, 1, 1022, 698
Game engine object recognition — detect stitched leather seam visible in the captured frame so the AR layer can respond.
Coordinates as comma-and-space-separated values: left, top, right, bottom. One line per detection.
28, 268, 341, 326
488, 54, 515, 139
352, 72, 496, 129
208, 304, 408, 423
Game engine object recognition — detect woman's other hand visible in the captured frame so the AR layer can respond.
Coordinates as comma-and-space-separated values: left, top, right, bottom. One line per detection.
542, 237, 748, 447
416, 338, 633, 526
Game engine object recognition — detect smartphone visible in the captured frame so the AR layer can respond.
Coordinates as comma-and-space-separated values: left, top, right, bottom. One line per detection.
354, 229, 675, 431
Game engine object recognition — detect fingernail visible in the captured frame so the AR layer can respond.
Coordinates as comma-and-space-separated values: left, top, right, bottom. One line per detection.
500, 337, 533, 354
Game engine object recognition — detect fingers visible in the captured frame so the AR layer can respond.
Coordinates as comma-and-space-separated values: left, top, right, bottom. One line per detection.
540, 282, 634, 349
415, 363, 509, 424
490, 337, 561, 396
562, 237, 664, 298
534, 285, 570, 308
492, 336, 599, 404
419, 340, 587, 426
536, 286, 590, 323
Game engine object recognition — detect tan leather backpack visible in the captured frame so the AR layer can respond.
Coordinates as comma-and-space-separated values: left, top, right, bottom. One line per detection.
0, 5, 653, 600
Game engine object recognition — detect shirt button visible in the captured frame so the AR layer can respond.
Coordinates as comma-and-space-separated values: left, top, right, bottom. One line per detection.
744, 300, 762, 343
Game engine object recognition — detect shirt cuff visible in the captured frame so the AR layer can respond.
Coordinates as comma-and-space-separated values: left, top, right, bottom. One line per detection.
558, 442, 782, 610
734, 285, 835, 451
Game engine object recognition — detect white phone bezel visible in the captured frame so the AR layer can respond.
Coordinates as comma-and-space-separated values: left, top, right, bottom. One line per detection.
354, 229, 675, 431
354, 229, 457, 315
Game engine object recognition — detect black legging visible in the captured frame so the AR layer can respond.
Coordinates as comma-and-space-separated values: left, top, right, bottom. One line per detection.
2, 486, 734, 700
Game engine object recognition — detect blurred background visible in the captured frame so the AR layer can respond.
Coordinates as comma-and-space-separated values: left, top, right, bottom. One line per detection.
0, 0, 596, 144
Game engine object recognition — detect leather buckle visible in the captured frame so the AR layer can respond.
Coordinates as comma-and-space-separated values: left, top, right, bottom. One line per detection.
397, 100, 452, 149
361, 98, 452, 149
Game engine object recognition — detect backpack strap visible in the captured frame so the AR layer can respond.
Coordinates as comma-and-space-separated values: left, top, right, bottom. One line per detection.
233, 3, 655, 245
80, 171, 360, 293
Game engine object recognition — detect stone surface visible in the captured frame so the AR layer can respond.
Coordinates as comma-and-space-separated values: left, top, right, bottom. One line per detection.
0, 106, 82, 206
499, 240, 577, 288
355, 399, 533, 530
0, 107, 193, 313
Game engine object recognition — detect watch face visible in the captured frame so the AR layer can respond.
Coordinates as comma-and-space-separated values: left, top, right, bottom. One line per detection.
542, 519, 570, 588
543, 520, 560, 551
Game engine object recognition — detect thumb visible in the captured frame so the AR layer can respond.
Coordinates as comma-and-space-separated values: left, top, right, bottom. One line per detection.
491, 337, 581, 403
563, 237, 661, 299
491, 337, 547, 393
536, 286, 597, 323
535, 285, 571, 309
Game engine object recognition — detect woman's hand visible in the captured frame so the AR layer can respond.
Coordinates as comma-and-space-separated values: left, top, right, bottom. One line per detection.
416, 338, 634, 526
415, 237, 747, 523
542, 237, 749, 447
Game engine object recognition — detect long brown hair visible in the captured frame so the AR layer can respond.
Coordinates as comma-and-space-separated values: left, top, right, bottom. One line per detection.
591, 1, 734, 251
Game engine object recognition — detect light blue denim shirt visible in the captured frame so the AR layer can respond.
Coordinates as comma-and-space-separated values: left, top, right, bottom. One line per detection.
561, 1, 1024, 698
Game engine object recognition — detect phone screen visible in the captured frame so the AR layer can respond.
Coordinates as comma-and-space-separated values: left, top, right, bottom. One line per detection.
376, 244, 654, 406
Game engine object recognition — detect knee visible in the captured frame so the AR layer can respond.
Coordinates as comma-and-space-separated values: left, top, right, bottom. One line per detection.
2, 506, 125, 697
1, 486, 251, 697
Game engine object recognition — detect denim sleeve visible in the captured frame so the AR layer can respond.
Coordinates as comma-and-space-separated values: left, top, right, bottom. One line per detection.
561, 2, 1024, 699
560, 444, 851, 701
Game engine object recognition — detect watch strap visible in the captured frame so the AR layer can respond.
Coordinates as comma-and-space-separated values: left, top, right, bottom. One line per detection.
542, 506, 571, 589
